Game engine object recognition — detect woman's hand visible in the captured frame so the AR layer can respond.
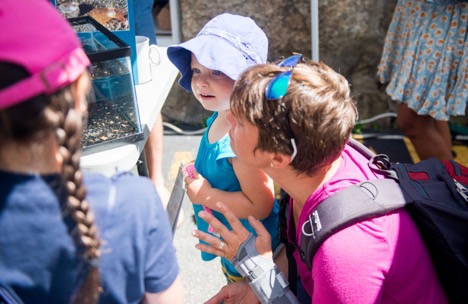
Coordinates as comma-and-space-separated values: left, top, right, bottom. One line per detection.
192, 202, 273, 261
204, 280, 260, 304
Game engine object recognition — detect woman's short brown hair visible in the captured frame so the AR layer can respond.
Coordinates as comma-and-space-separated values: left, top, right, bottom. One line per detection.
230, 59, 358, 175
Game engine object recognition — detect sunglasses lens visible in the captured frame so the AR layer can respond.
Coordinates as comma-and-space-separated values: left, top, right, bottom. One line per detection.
265, 70, 293, 100
278, 54, 302, 68
264, 53, 303, 162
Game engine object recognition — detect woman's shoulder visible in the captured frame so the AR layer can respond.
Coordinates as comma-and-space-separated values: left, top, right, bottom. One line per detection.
84, 171, 155, 193
84, 171, 163, 216
83, 172, 176, 301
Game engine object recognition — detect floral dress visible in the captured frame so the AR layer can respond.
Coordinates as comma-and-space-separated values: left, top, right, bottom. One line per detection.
377, 0, 468, 121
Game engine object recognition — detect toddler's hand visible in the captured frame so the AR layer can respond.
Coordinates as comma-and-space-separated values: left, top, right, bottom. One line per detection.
184, 163, 217, 233
184, 163, 196, 178
183, 164, 213, 205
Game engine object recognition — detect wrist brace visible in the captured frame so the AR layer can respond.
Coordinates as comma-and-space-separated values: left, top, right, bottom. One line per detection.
231, 234, 299, 304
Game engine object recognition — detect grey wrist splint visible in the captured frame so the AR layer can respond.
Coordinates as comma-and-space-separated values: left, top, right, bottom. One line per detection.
231, 234, 299, 304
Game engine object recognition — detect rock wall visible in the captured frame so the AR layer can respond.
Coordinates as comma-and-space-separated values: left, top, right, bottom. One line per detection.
162, 0, 400, 128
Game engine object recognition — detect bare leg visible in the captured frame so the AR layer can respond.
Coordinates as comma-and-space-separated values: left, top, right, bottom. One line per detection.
435, 119, 452, 150
145, 113, 171, 207
144, 113, 184, 227
397, 103, 453, 161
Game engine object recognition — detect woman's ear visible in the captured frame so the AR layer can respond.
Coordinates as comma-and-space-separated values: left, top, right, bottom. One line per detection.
72, 72, 90, 112
271, 153, 291, 169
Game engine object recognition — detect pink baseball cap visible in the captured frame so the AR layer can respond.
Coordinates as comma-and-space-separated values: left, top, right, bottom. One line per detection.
0, 0, 90, 110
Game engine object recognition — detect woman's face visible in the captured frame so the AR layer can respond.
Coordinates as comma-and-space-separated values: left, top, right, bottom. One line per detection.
226, 110, 270, 168
190, 54, 235, 112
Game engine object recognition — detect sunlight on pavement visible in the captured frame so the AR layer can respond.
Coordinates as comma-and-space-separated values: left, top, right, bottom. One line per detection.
167, 151, 194, 183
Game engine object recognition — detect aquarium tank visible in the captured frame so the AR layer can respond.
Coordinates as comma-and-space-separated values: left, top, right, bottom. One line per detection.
69, 16, 143, 155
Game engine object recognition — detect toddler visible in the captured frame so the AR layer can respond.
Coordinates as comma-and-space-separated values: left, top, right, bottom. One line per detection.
167, 13, 281, 283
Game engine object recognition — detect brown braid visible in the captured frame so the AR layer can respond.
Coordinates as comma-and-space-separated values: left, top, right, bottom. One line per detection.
49, 87, 102, 304
0, 62, 101, 303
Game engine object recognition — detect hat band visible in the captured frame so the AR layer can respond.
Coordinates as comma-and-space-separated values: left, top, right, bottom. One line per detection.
0, 48, 90, 110
198, 28, 263, 64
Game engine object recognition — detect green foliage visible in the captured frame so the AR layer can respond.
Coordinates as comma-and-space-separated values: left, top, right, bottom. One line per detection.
353, 123, 363, 135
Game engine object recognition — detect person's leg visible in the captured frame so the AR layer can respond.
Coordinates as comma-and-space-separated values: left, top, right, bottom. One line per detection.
144, 114, 185, 226
134, 0, 157, 45
134, 0, 183, 226
435, 119, 453, 151
397, 103, 453, 161
145, 114, 171, 206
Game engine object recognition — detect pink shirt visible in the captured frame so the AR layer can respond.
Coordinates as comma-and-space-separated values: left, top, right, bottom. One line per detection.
290, 145, 447, 303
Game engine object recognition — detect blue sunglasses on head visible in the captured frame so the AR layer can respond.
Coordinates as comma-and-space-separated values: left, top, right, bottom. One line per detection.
265, 53, 303, 162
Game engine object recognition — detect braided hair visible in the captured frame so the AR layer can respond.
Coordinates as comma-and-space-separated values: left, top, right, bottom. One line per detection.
0, 62, 101, 303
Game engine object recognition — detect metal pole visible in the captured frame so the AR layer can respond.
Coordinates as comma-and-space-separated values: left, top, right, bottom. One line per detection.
311, 0, 319, 61
169, 0, 181, 44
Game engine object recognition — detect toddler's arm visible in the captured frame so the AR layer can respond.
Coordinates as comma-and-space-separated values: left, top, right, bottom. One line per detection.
230, 157, 275, 219
184, 159, 275, 219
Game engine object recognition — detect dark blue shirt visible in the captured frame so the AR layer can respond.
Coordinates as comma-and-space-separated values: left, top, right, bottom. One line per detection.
0, 170, 179, 303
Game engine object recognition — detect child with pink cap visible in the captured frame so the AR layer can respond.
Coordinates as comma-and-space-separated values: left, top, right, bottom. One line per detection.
0, 0, 183, 303
167, 13, 282, 283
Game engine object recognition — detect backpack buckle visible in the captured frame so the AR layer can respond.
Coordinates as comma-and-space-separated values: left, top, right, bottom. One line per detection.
453, 179, 468, 203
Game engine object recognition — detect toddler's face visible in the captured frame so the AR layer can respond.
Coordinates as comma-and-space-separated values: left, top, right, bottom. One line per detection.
190, 54, 235, 112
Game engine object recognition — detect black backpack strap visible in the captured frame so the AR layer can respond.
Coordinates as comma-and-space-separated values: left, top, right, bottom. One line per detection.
348, 137, 376, 159
348, 137, 400, 180
278, 193, 298, 295
299, 178, 407, 269
281, 138, 407, 271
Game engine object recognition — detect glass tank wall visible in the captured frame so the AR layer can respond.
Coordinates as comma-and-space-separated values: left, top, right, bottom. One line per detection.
69, 16, 143, 155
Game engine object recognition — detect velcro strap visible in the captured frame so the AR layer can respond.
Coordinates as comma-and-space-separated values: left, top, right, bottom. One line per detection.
231, 234, 299, 303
